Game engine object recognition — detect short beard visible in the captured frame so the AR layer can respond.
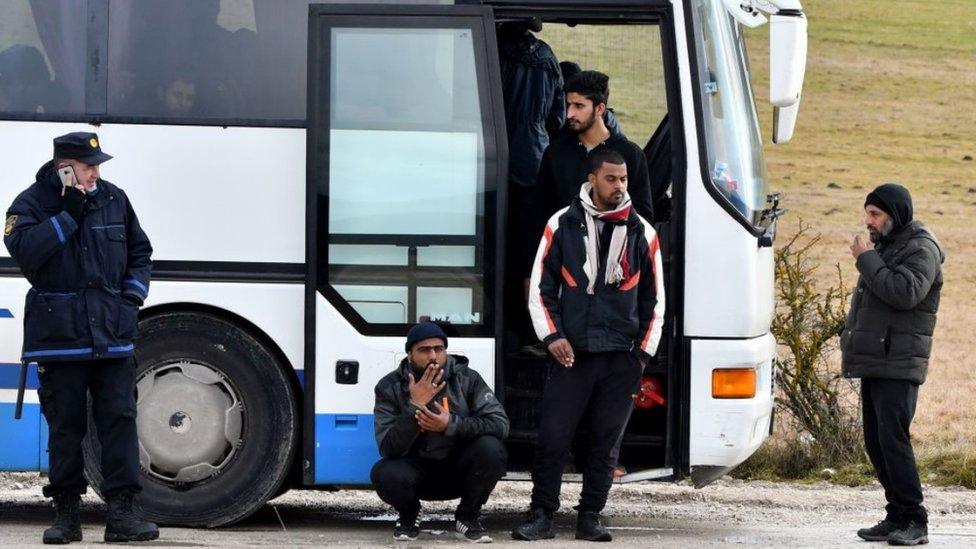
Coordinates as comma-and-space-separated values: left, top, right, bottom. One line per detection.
571, 111, 597, 134
868, 218, 894, 243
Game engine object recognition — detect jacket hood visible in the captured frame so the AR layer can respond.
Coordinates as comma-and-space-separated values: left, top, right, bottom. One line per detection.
397, 353, 469, 381
35, 159, 60, 190
866, 183, 913, 230
913, 222, 945, 264
499, 30, 558, 69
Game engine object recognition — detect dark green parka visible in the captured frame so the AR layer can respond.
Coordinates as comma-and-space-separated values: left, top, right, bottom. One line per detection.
840, 221, 944, 384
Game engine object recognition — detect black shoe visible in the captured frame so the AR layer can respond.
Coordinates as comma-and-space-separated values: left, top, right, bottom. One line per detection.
104, 492, 159, 543
857, 519, 902, 542
575, 511, 612, 542
888, 522, 928, 546
43, 494, 82, 545
511, 508, 554, 541
393, 508, 421, 541
455, 517, 492, 543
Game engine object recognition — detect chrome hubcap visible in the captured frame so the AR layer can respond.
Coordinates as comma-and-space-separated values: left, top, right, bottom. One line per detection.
136, 361, 243, 484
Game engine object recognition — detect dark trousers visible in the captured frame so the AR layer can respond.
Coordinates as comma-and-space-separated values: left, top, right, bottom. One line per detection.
37, 357, 141, 499
861, 378, 926, 525
370, 435, 507, 521
530, 351, 641, 513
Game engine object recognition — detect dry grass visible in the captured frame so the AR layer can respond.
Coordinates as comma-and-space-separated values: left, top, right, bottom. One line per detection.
744, 0, 976, 461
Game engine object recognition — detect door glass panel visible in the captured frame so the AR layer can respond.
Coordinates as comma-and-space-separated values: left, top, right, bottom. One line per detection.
325, 25, 488, 328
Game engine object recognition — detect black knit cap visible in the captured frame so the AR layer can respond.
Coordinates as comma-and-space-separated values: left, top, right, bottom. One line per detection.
864, 183, 913, 229
53, 132, 113, 165
405, 322, 448, 352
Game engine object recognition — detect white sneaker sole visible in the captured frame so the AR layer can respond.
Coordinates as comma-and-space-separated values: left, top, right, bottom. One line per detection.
455, 531, 492, 543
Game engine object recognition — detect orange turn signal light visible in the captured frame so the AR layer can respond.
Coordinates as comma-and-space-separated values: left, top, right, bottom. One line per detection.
711, 368, 757, 399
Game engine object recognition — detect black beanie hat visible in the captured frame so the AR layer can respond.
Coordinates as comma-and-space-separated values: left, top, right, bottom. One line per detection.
864, 183, 913, 229
405, 322, 448, 352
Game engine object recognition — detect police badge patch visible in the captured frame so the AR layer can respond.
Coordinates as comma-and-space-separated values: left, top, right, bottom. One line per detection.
4, 215, 16, 236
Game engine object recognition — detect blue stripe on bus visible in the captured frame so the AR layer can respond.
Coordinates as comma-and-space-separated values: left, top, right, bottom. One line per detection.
314, 414, 380, 485
0, 309, 13, 318
0, 363, 39, 390
108, 344, 135, 353
0, 402, 41, 471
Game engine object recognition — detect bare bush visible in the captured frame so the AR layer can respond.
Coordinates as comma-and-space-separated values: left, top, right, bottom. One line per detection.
739, 222, 866, 480
771, 222, 864, 466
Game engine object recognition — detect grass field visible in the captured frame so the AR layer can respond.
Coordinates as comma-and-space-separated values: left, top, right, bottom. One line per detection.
744, 0, 976, 466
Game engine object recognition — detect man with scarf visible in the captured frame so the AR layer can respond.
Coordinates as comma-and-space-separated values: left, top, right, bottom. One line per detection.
514, 149, 665, 542
843, 184, 944, 546
371, 322, 509, 543
4, 132, 157, 544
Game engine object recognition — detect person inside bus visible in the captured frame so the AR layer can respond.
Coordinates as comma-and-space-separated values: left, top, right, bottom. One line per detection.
550, 62, 624, 143
515, 149, 664, 542
157, 74, 197, 117
529, 70, 654, 273
498, 19, 564, 351
371, 322, 509, 543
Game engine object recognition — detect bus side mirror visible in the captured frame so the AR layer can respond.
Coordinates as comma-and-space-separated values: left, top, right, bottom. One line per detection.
769, 12, 807, 144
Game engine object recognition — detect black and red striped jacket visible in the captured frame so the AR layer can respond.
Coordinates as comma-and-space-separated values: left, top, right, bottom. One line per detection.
527, 197, 664, 360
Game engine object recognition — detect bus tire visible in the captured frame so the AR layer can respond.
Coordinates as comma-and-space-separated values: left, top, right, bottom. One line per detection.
82, 311, 299, 527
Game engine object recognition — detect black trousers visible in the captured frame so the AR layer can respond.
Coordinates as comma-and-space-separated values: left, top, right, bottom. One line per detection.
530, 351, 641, 513
37, 357, 141, 499
861, 378, 926, 525
370, 435, 507, 521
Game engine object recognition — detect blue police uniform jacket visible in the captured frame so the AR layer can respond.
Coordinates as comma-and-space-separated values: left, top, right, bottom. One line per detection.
3, 160, 153, 362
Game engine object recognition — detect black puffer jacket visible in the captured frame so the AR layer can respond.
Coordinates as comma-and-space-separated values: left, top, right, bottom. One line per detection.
841, 221, 944, 384
528, 197, 665, 361
498, 28, 564, 189
373, 355, 509, 460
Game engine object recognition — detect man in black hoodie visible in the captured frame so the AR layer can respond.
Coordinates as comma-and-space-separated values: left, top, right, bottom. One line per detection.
843, 184, 944, 546
371, 322, 509, 543
528, 70, 654, 279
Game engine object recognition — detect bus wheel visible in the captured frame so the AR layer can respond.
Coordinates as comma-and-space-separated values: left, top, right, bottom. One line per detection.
82, 312, 299, 527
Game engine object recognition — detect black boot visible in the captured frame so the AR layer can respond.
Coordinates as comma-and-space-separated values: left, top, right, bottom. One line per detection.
511, 508, 555, 541
888, 522, 928, 546
104, 492, 159, 543
575, 511, 612, 542
857, 519, 902, 542
43, 494, 82, 545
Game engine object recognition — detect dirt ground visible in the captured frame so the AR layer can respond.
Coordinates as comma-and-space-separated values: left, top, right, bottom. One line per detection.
1, 474, 974, 547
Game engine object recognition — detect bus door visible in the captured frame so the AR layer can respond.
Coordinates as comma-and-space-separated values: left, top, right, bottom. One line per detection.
304, 4, 506, 485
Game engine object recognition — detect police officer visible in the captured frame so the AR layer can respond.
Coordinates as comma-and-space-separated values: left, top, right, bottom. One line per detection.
3, 132, 158, 544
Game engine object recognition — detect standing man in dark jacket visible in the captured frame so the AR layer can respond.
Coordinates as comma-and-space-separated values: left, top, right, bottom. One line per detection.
4, 132, 157, 544
371, 322, 509, 543
528, 71, 654, 279
514, 150, 664, 542
842, 183, 944, 546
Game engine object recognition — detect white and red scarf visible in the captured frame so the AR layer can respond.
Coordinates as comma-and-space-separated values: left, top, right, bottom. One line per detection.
578, 182, 632, 294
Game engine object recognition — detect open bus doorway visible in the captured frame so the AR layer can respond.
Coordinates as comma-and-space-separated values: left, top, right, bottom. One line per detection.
497, 17, 678, 479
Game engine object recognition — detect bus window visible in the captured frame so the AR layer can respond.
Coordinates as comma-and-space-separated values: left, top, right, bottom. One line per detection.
107, 0, 314, 121
321, 24, 489, 328
0, 1, 86, 116
692, 0, 768, 225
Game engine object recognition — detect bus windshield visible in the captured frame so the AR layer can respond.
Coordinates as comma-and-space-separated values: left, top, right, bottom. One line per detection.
693, 0, 768, 227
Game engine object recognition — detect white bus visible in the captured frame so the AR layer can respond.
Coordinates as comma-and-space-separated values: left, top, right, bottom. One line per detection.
0, 0, 804, 527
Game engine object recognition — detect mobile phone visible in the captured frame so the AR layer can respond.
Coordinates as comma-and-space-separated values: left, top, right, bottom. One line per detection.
57, 165, 76, 188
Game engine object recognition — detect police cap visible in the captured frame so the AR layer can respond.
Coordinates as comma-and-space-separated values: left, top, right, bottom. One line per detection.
53, 132, 113, 165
